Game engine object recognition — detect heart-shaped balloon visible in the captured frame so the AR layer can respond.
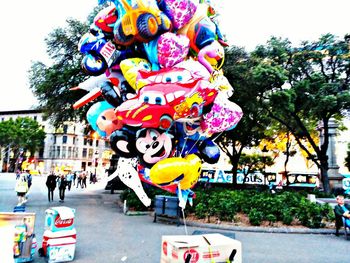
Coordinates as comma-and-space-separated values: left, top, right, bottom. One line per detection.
158, 32, 190, 69
201, 93, 243, 136
158, 0, 198, 30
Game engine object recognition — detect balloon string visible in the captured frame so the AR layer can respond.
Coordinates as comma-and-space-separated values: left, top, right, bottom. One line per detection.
180, 137, 188, 157
211, 131, 224, 142
182, 208, 188, 236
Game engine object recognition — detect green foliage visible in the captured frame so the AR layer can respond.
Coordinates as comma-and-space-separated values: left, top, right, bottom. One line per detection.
188, 188, 334, 228
248, 208, 264, 226
0, 117, 46, 155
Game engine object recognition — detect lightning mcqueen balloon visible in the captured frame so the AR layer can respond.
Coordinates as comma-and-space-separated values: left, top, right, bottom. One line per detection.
114, 67, 218, 130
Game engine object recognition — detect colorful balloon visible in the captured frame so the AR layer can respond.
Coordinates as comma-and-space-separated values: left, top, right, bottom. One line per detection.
149, 154, 202, 190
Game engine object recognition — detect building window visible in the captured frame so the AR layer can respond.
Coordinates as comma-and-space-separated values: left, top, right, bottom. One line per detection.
49, 146, 55, 158
96, 140, 99, 147
74, 147, 79, 158
84, 137, 88, 146
88, 148, 93, 158
62, 146, 66, 158
73, 137, 76, 145
82, 148, 87, 158
89, 139, 93, 146
56, 146, 61, 158
33, 116, 37, 121
68, 146, 72, 158
105, 141, 109, 147
54, 136, 57, 144
62, 135, 67, 144
63, 124, 68, 134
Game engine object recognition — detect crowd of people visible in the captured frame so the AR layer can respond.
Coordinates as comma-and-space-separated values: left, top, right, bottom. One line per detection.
15, 170, 98, 205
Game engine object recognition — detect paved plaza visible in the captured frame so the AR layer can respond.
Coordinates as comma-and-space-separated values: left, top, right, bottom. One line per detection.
1, 173, 349, 263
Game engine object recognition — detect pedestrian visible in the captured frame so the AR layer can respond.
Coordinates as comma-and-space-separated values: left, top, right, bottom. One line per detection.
45, 172, 57, 202
82, 172, 87, 188
58, 174, 67, 202
66, 172, 73, 191
73, 171, 77, 186
26, 170, 32, 190
15, 169, 21, 179
76, 172, 82, 188
89, 172, 93, 184
15, 173, 28, 205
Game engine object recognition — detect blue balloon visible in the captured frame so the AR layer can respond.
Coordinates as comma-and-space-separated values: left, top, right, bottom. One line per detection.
86, 101, 115, 137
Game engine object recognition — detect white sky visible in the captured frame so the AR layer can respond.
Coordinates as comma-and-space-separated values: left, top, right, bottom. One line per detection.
0, 0, 349, 111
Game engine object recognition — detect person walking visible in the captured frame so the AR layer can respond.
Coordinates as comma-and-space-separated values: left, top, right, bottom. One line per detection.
66, 172, 73, 191
15, 173, 28, 205
58, 174, 67, 202
46, 172, 57, 202
76, 172, 82, 188
72, 171, 77, 186
82, 172, 87, 188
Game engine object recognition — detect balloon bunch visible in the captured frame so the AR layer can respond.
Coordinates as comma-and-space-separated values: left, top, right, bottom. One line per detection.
73, 0, 243, 208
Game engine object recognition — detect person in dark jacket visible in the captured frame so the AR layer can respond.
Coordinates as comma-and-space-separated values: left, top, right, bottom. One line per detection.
58, 175, 67, 202
46, 173, 57, 202
334, 195, 350, 228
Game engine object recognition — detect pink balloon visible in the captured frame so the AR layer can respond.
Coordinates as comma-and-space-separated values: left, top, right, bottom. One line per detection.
158, 32, 190, 69
201, 94, 243, 136
161, 0, 198, 30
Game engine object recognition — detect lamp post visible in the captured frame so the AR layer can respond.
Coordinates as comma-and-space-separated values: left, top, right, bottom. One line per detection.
262, 145, 268, 175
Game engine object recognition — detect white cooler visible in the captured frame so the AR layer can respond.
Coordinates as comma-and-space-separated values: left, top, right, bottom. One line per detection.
47, 237, 76, 263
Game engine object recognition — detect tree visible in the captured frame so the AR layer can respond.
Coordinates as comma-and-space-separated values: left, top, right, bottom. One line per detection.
238, 153, 274, 184
251, 34, 350, 193
0, 117, 46, 171
28, 18, 93, 127
217, 46, 272, 185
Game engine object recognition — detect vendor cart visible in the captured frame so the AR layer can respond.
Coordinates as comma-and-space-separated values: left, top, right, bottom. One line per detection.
38, 206, 76, 263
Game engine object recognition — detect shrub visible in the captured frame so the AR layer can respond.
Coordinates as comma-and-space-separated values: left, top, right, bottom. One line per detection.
248, 208, 263, 226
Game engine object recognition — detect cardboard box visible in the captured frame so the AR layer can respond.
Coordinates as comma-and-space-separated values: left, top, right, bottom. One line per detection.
160, 233, 242, 263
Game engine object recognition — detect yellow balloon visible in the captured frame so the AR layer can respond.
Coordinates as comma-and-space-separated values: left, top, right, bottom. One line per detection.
149, 154, 201, 190
120, 58, 151, 91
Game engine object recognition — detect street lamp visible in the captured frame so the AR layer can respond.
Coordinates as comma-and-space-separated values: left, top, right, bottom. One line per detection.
262, 145, 268, 176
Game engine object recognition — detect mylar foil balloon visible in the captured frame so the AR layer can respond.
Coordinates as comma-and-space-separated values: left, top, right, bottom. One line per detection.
120, 58, 151, 90
201, 93, 243, 136
157, 32, 190, 68
109, 127, 137, 158
158, 0, 198, 30
197, 40, 225, 73
149, 154, 201, 190
109, 157, 151, 207
135, 128, 175, 168
198, 139, 220, 164
86, 101, 117, 138
177, 3, 217, 53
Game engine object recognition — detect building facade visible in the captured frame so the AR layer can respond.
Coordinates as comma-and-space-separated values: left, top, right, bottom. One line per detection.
0, 110, 113, 175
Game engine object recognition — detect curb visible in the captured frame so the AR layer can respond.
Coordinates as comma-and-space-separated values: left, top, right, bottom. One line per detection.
180, 220, 336, 235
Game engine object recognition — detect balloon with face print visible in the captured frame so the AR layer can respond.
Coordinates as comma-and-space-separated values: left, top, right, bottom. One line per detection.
109, 126, 137, 158
135, 128, 175, 168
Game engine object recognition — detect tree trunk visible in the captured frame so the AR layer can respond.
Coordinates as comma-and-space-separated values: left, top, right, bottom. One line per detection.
320, 157, 330, 194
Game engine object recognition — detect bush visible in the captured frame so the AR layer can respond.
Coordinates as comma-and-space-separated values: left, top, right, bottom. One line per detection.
281, 209, 294, 225
248, 208, 263, 226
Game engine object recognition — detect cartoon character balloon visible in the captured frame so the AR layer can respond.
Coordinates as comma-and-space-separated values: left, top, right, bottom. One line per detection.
71, 0, 243, 208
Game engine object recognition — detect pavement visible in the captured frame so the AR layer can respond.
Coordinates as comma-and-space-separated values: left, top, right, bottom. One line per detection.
1, 173, 350, 263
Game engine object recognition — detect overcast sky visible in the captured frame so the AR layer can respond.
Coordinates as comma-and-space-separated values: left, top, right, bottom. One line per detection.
0, 0, 349, 111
